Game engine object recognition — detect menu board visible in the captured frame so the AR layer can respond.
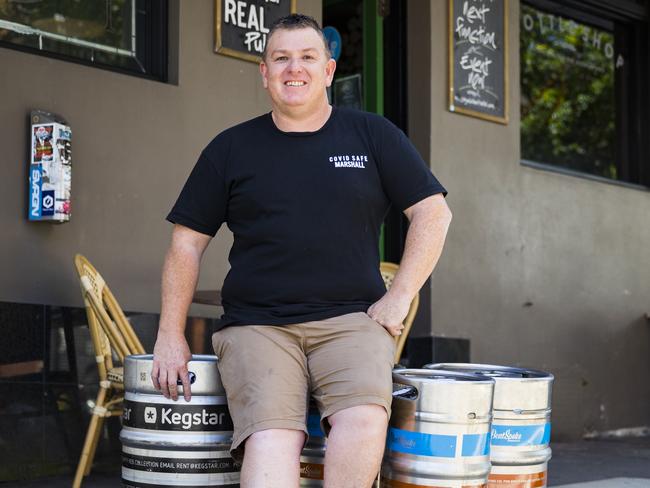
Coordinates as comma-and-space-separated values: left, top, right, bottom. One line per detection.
215, 0, 297, 63
448, 0, 508, 124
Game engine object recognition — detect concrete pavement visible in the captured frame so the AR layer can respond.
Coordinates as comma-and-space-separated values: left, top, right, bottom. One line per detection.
6, 437, 650, 487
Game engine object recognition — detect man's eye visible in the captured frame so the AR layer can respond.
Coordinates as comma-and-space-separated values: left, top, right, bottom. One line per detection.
275, 56, 288, 61
303, 55, 315, 60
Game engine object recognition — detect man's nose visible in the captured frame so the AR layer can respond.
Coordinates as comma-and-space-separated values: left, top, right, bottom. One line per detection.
287, 58, 304, 72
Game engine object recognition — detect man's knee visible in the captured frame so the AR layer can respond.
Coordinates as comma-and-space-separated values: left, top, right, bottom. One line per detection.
246, 428, 306, 453
328, 404, 388, 434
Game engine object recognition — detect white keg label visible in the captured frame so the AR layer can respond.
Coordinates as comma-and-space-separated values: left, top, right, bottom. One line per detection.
123, 400, 233, 432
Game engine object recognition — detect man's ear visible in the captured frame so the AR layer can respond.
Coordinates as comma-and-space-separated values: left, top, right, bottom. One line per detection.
325, 58, 336, 88
260, 61, 269, 89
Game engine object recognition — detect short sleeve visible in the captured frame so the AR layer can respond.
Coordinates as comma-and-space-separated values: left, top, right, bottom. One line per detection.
166, 150, 228, 237
374, 118, 447, 211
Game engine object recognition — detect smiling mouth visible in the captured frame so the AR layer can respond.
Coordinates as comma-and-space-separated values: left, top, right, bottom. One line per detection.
285, 81, 306, 86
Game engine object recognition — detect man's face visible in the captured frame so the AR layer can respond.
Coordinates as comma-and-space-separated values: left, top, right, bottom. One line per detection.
260, 27, 336, 113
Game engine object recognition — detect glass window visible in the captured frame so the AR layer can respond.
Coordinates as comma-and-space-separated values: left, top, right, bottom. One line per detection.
520, 1, 648, 186
0, 0, 167, 81
521, 3, 616, 178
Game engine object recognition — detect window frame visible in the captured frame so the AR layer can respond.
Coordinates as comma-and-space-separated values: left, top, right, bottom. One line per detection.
0, 0, 168, 82
520, 0, 649, 188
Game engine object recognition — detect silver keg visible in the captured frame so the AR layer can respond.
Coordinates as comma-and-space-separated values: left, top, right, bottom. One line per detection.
299, 401, 327, 486
120, 354, 239, 487
381, 369, 495, 488
426, 364, 553, 488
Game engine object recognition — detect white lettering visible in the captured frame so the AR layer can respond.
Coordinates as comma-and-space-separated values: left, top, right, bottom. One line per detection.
236, 1, 246, 26
462, 1, 490, 24
247, 5, 260, 31
159, 407, 226, 429
224, 0, 237, 25
244, 31, 266, 53
30, 169, 40, 216
491, 428, 523, 442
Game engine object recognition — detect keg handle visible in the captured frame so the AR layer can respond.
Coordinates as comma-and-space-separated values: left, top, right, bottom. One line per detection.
176, 371, 196, 386
392, 383, 418, 400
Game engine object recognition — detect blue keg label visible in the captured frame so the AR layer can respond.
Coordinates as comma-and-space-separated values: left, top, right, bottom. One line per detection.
387, 428, 456, 457
122, 400, 233, 431
461, 433, 490, 456
307, 413, 325, 438
122, 453, 238, 474
491, 423, 551, 446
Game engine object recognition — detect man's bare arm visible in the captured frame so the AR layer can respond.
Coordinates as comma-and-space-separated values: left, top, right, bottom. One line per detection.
151, 224, 212, 401
367, 193, 452, 336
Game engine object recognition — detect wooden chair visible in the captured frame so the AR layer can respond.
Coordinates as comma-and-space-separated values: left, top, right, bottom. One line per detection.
379, 262, 420, 364
72, 254, 145, 488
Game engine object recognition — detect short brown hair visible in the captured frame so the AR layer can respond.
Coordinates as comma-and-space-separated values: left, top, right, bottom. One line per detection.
262, 14, 331, 60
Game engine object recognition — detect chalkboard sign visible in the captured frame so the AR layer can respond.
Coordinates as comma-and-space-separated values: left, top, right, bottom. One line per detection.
448, 0, 508, 124
215, 0, 297, 63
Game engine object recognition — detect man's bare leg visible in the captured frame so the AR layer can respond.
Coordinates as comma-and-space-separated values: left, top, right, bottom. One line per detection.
241, 428, 305, 488
324, 405, 388, 488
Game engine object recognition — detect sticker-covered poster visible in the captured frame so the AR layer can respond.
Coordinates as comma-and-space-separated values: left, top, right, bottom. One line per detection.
29, 111, 71, 222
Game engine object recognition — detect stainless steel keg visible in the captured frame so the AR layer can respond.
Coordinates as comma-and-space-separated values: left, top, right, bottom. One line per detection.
299, 401, 327, 486
381, 369, 495, 488
120, 354, 239, 487
426, 364, 553, 488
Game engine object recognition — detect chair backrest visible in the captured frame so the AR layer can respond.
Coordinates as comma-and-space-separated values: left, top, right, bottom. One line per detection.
379, 261, 419, 365
74, 254, 145, 367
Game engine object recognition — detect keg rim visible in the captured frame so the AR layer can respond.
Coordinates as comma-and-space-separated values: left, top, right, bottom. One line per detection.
126, 354, 219, 363
393, 368, 496, 384
423, 363, 554, 381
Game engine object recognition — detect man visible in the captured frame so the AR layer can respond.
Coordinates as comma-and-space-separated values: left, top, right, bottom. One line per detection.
152, 14, 451, 488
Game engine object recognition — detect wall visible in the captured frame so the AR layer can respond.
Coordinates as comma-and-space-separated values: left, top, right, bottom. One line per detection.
0, 0, 321, 318
408, 0, 650, 439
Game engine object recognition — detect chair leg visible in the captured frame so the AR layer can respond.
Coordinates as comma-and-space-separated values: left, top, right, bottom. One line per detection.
73, 387, 107, 488
83, 413, 106, 476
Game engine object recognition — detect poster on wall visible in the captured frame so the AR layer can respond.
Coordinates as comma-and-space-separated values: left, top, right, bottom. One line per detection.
215, 0, 297, 63
448, 0, 508, 124
29, 110, 71, 223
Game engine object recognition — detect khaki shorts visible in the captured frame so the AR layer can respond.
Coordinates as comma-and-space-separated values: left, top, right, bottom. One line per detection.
212, 311, 396, 462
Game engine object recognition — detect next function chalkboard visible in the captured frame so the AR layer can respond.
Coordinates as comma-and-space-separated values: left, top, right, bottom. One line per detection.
215, 0, 297, 63
448, 0, 509, 124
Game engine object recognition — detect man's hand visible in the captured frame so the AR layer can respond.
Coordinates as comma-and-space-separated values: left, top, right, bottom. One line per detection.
367, 291, 412, 337
151, 329, 193, 401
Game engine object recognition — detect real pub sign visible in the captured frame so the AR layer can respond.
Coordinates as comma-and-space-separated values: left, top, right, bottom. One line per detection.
215, 0, 297, 63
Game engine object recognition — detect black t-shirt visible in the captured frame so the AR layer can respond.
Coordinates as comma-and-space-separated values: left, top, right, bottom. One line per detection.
167, 107, 446, 329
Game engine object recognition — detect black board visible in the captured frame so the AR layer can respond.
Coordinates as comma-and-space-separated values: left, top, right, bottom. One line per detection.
215, 0, 296, 63
448, 0, 508, 123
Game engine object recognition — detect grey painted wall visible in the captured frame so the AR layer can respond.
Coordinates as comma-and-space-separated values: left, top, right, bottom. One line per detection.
0, 0, 320, 318
410, 1, 650, 439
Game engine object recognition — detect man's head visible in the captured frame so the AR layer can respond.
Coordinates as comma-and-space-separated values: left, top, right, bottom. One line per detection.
262, 14, 331, 62
260, 14, 336, 115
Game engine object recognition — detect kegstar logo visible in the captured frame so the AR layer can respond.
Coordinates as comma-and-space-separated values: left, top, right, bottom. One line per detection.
144, 406, 157, 423
160, 407, 226, 430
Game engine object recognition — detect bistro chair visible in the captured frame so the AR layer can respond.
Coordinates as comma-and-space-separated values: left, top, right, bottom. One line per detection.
379, 261, 420, 364
72, 254, 146, 488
